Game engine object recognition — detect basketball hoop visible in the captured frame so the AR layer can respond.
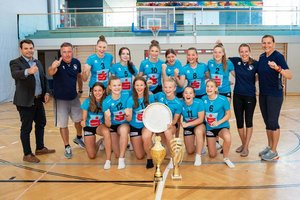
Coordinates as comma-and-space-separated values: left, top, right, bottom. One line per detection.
150, 26, 161, 38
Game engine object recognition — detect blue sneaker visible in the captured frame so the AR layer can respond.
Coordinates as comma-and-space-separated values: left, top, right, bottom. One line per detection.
258, 146, 271, 157
261, 150, 279, 161
64, 146, 72, 159
73, 137, 85, 148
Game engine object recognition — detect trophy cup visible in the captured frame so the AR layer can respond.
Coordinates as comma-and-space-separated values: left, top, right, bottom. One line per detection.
170, 137, 185, 180
150, 136, 166, 190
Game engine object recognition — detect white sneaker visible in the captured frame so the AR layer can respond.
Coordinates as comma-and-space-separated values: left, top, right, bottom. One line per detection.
201, 147, 206, 155
118, 158, 126, 169
224, 158, 235, 168
216, 142, 222, 150
194, 154, 202, 166
99, 140, 105, 151
127, 142, 134, 151
103, 160, 111, 170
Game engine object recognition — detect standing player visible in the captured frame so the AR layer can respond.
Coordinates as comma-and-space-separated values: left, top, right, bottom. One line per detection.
111, 47, 138, 98
82, 35, 113, 89
182, 47, 209, 99
257, 35, 292, 161
162, 49, 185, 98
102, 76, 130, 169
81, 82, 112, 169
181, 86, 206, 166
202, 79, 235, 168
229, 44, 258, 157
139, 40, 164, 94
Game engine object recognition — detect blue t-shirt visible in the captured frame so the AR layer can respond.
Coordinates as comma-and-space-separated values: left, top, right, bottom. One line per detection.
81, 98, 104, 127
258, 50, 288, 97
181, 98, 205, 128
183, 62, 208, 96
207, 59, 234, 94
154, 92, 182, 117
165, 59, 184, 94
126, 95, 155, 129
229, 57, 258, 97
202, 95, 230, 131
139, 59, 163, 92
86, 53, 113, 88
53, 58, 81, 100
102, 94, 129, 125
111, 62, 138, 97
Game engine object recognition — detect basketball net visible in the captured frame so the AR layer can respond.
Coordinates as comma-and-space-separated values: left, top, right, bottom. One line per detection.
150, 26, 160, 38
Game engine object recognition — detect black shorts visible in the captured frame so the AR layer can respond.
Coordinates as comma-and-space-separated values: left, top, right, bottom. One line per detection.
129, 126, 142, 138
219, 92, 232, 98
183, 127, 195, 136
151, 85, 162, 94
83, 126, 97, 136
206, 128, 229, 138
109, 124, 121, 133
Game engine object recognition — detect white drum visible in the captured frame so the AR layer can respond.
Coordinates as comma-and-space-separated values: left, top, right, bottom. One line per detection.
143, 102, 173, 133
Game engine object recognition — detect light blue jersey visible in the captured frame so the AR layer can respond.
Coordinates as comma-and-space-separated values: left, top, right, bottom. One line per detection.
139, 59, 163, 92
154, 92, 182, 117
181, 98, 205, 128
126, 95, 155, 129
183, 62, 208, 96
86, 53, 113, 88
81, 98, 104, 127
165, 60, 184, 94
111, 62, 138, 97
202, 95, 230, 131
102, 94, 129, 125
207, 59, 234, 94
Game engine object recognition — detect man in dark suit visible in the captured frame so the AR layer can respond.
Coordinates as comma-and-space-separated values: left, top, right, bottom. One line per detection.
10, 39, 55, 163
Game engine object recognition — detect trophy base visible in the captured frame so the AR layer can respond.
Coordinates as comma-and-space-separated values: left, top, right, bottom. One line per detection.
171, 174, 182, 180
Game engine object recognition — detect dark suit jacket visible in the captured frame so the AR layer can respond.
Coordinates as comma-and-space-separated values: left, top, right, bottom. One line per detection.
10, 56, 50, 107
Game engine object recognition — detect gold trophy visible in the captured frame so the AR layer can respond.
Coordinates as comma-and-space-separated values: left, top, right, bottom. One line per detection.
170, 137, 185, 180
150, 136, 166, 189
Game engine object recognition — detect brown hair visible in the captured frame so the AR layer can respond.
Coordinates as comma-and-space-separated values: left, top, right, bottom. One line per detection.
20, 39, 34, 48
206, 79, 219, 94
165, 48, 176, 64
149, 40, 160, 51
262, 35, 275, 43
213, 43, 227, 71
119, 47, 135, 75
238, 43, 256, 65
89, 82, 106, 113
60, 42, 73, 48
132, 76, 150, 109
97, 35, 107, 44
186, 47, 199, 64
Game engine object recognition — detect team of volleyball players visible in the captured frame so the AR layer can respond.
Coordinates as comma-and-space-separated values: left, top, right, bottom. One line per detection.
80, 35, 292, 170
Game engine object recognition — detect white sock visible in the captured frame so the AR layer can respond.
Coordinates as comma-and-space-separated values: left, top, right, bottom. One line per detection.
194, 154, 202, 166
167, 158, 173, 169
103, 160, 111, 170
118, 157, 126, 169
224, 158, 235, 168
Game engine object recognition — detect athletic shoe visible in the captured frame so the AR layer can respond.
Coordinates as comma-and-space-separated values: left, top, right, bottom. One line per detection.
261, 150, 279, 161
103, 160, 111, 170
240, 149, 249, 157
194, 154, 202, 166
127, 142, 134, 151
64, 146, 72, 159
35, 147, 56, 155
73, 137, 85, 148
201, 147, 206, 155
118, 158, 126, 169
224, 158, 235, 168
258, 146, 271, 157
23, 154, 40, 163
216, 141, 222, 150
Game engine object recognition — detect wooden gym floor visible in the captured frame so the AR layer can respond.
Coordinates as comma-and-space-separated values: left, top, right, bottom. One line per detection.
0, 96, 300, 200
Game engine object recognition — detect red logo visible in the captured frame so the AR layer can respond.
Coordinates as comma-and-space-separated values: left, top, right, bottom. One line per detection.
137, 111, 143, 121
122, 79, 131, 90
115, 111, 125, 121
191, 80, 200, 89
207, 114, 216, 126
150, 75, 157, 85
98, 71, 107, 81
214, 76, 221, 86
90, 116, 101, 127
